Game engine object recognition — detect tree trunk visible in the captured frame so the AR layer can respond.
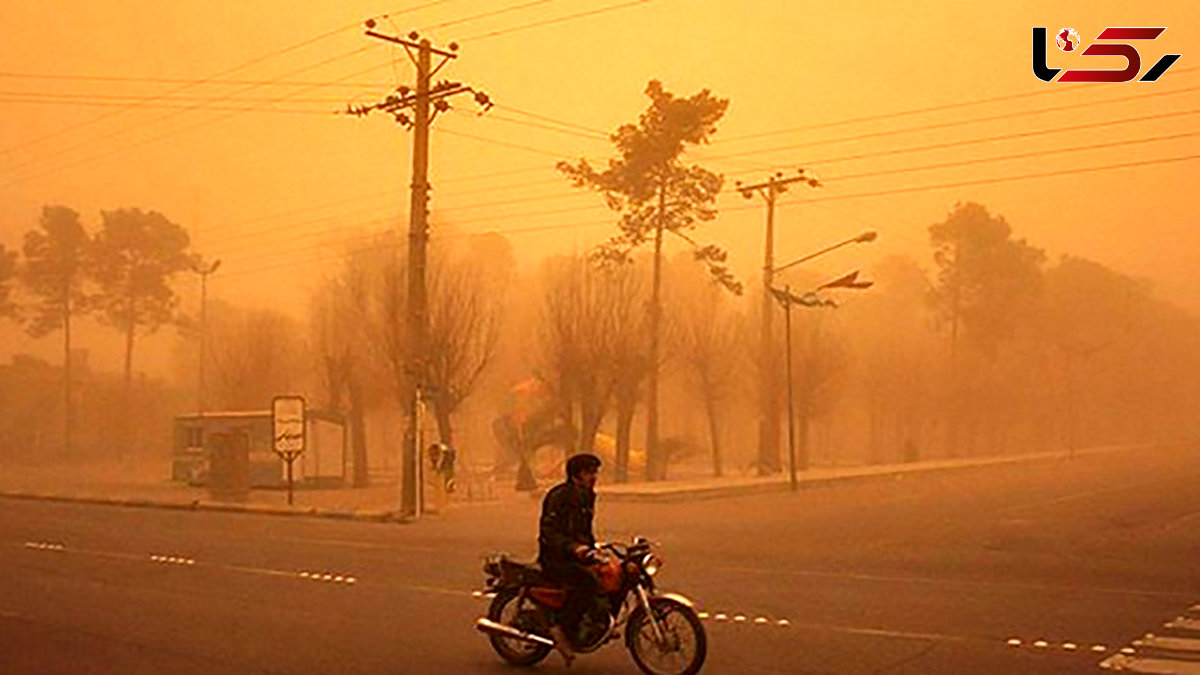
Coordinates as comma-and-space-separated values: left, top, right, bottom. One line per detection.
644, 186, 666, 482
347, 373, 369, 488
578, 390, 607, 455
614, 390, 635, 484
702, 386, 722, 478
121, 305, 136, 461
434, 396, 454, 446
62, 288, 73, 458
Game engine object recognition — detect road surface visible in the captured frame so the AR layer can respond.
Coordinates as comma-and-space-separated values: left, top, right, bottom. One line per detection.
2, 444, 1199, 674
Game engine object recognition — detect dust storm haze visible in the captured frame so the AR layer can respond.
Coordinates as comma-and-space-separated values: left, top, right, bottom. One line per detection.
0, 2, 1199, 674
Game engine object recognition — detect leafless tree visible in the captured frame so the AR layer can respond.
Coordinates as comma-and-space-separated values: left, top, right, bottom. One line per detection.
310, 244, 381, 487
206, 302, 305, 411
673, 278, 746, 477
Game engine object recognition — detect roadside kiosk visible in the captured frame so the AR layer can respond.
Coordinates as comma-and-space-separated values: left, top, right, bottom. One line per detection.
172, 408, 347, 488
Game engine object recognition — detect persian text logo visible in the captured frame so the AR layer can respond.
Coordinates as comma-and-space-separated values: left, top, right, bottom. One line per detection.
1033, 27, 1181, 82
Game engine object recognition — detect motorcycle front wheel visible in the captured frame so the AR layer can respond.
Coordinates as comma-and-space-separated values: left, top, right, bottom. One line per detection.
626, 597, 707, 675
487, 589, 553, 667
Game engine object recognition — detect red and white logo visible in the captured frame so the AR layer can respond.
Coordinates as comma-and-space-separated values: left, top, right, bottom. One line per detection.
1033, 27, 1181, 82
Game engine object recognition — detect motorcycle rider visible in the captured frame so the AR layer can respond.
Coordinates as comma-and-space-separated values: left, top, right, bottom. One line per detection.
538, 452, 602, 664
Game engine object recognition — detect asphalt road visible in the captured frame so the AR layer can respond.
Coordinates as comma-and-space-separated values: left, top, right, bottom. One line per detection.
3, 444, 1200, 674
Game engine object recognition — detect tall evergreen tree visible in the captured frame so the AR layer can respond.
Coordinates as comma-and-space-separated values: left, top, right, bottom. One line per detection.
90, 208, 193, 453
20, 205, 90, 455
559, 80, 735, 481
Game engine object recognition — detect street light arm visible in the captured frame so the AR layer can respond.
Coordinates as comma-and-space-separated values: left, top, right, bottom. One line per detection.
774, 231, 877, 274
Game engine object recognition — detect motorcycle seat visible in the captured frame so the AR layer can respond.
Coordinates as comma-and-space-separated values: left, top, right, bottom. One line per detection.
484, 554, 547, 585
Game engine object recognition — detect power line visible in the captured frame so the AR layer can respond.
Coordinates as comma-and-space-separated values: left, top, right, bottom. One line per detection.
0, 52, 392, 188
791, 153, 1200, 206
820, 130, 1200, 184
710, 85, 1200, 162
196, 118, 1200, 257
463, 0, 656, 41
434, 125, 585, 157
494, 103, 610, 135
217, 152, 1200, 279
423, 0, 561, 31
452, 108, 609, 140
205, 136, 1200, 266
713, 65, 1200, 146
730, 107, 1200, 175
0, 24, 363, 158
0, 71, 390, 89
0, 97, 337, 115
0, 89, 366, 104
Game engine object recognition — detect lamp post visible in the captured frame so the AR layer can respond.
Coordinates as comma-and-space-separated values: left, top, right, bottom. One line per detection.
770, 230, 877, 489
192, 258, 221, 418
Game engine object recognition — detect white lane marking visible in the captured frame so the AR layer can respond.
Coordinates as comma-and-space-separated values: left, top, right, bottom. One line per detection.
1166, 618, 1200, 631
1135, 636, 1200, 652
23, 541, 65, 551
697, 611, 709, 619
713, 613, 728, 621
733, 615, 746, 623
754, 617, 769, 624
149, 554, 196, 566
1100, 655, 1200, 674
1094, 645, 1109, 652
1033, 640, 1049, 648
1063, 642, 1077, 651
1007, 638, 1021, 647
776, 619, 789, 627
710, 564, 1189, 601
1123, 647, 1138, 655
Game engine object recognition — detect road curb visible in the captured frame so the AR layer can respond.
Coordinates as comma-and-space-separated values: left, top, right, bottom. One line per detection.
0, 489, 407, 524
0, 443, 1159, 513
598, 444, 1154, 503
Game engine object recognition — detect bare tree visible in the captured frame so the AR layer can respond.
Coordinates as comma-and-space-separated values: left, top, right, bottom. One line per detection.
311, 247, 380, 487
673, 275, 746, 477
425, 253, 503, 445
361, 232, 504, 447
206, 302, 304, 411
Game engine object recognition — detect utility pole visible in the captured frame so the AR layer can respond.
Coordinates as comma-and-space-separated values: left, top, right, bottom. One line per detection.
350, 21, 492, 518
192, 258, 221, 418
736, 170, 820, 475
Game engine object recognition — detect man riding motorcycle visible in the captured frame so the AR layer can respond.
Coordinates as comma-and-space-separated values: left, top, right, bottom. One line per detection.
538, 452, 602, 664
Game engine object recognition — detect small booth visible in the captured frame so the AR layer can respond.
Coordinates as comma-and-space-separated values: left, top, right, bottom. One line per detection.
172, 409, 347, 488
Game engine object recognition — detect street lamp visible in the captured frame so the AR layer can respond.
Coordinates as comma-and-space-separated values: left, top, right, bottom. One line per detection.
773, 231, 877, 274
192, 258, 221, 418
770, 230, 877, 491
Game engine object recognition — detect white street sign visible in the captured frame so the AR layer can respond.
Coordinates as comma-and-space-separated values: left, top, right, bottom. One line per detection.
272, 396, 306, 458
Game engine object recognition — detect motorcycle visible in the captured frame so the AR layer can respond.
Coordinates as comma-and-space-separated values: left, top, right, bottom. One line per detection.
475, 536, 707, 675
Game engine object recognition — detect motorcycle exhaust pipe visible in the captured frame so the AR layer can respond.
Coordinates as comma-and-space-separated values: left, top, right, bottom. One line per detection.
475, 618, 556, 648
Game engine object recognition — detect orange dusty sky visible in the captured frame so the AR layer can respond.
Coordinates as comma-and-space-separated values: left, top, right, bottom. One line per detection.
0, 0, 1197, 372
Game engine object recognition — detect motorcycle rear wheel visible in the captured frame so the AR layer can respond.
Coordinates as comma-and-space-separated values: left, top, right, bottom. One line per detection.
626, 597, 707, 675
487, 589, 553, 666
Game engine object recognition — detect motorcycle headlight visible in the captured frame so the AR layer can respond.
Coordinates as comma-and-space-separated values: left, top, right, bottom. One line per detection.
642, 553, 663, 576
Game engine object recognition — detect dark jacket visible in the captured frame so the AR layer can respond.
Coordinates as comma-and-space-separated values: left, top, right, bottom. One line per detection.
538, 481, 596, 568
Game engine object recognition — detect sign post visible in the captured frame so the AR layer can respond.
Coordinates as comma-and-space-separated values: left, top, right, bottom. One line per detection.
272, 396, 306, 506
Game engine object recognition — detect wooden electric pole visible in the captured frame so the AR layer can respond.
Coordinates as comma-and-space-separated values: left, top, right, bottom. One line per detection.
351, 22, 492, 518
736, 170, 820, 475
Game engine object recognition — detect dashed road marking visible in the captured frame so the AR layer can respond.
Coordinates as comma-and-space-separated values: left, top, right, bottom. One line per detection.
149, 554, 196, 566
298, 570, 356, 585
1005, 637, 1113, 656
698, 610, 792, 629
1166, 617, 1200, 631
23, 541, 64, 551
